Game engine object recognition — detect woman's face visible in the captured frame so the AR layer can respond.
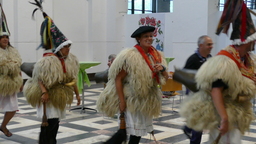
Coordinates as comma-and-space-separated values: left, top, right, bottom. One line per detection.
0, 35, 9, 48
138, 32, 153, 48
59, 44, 71, 57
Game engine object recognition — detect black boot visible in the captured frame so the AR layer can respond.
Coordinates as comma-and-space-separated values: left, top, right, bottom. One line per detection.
128, 135, 141, 144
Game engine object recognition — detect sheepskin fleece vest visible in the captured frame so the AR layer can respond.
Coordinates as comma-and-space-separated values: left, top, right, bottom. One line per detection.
179, 50, 256, 134
97, 47, 167, 118
24, 53, 79, 111
0, 46, 22, 96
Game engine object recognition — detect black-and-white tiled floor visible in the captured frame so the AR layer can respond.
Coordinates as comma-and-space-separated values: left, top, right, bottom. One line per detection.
0, 82, 256, 144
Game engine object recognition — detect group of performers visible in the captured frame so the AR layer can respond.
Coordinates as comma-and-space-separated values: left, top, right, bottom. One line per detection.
0, 0, 256, 144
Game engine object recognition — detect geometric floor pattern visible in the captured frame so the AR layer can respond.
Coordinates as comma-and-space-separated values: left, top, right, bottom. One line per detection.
1, 82, 256, 144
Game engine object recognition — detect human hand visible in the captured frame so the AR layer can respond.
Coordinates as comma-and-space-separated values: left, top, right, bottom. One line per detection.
41, 92, 49, 103
218, 119, 229, 136
154, 64, 164, 72
76, 95, 81, 106
119, 101, 126, 113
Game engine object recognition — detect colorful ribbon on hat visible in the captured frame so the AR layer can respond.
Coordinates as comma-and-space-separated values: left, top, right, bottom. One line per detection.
216, 0, 247, 42
240, 2, 247, 42
38, 16, 53, 50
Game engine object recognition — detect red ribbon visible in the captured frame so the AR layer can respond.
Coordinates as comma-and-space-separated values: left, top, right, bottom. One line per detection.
240, 2, 247, 42
134, 44, 161, 83
217, 49, 252, 79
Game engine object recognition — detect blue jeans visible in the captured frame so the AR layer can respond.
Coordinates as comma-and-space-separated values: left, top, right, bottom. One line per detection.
184, 126, 202, 144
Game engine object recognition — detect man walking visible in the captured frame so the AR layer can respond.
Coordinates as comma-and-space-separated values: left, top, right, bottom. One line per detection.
182, 35, 213, 144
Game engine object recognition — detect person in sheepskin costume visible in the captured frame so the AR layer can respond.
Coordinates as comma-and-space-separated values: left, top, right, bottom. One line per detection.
97, 26, 168, 144
0, 4, 23, 137
23, 1, 80, 143
179, 0, 256, 143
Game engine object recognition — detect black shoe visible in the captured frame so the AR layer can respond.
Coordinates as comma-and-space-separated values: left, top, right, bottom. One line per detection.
182, 126, 192, 140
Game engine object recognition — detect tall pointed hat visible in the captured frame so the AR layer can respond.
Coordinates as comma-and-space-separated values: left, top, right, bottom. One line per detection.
216, 0, 256, 45
0, 4, 10, 36
30, 0, 72, 53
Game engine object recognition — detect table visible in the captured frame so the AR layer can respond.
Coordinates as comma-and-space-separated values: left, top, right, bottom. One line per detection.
161, 78, 182, 91
161, 72, 182, 112
70, 61, 101, 113
165, 57, 174, 65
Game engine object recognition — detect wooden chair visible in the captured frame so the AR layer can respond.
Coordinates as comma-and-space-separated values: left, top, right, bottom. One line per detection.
161, 72, 183, 111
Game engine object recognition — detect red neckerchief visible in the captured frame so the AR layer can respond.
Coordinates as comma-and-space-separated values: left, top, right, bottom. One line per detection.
217, 45, 254, 80
43, 53, 67, 73
134, 44, 162, 83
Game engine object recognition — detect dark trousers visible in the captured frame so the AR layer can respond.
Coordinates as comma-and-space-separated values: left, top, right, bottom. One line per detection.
128, 135, 141, 144
184, 126, 202, 144
47, 118, 60, 144
48, 118, 60, 144
39, 118, 60, 144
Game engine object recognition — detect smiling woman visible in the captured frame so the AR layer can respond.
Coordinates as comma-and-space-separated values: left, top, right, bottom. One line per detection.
97, 26, 168, 144
0, 35, 9, 48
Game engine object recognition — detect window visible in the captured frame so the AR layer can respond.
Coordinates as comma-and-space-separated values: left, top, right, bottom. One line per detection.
246, 0, 256, 9
218, 0, 256, 11
128, 0, 154, 14
128, 0, 173, 14
170, 0, 173, 13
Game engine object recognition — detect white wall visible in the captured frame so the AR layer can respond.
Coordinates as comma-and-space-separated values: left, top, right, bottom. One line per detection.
3, 0, 256, 78
2, 0, 127, 79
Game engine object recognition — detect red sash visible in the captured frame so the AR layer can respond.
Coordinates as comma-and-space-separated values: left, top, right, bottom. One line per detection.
217, 49, 253, 80
134, 44, 162, 83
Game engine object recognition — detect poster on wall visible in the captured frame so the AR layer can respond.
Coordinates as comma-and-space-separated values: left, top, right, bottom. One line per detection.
138, 14, 165, 51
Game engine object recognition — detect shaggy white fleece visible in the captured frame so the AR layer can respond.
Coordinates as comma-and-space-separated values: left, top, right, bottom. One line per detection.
23, 53, 79, 111
97, 47, 167, 118
179, 51, 256, 134
0, 46, 22, 96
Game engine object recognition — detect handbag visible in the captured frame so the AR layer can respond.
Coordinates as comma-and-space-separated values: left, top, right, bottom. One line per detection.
172, 67, 198, 92
39, 102, 50, 144
103, 113, 127, 144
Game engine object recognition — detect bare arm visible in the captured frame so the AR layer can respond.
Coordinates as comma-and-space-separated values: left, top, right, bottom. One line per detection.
115, 69, 128, 112
211, 87, 228, 135
38, 80, 49, 103
73, 84, 81, 106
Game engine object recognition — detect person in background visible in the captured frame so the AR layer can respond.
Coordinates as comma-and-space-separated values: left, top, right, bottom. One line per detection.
94, 54, 116, 85
180, 0, 256, 143
107, 54, 116, 68
97, 26, 168, 144
182, 35, 213, 144
0, 4, 23, 137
